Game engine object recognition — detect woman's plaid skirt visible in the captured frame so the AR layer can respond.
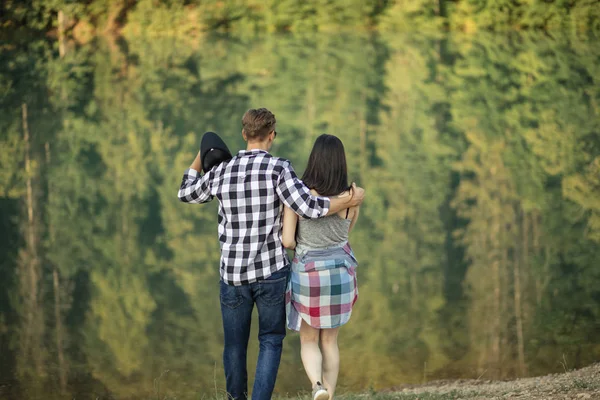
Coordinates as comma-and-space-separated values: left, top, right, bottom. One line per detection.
286, 242, 358, 331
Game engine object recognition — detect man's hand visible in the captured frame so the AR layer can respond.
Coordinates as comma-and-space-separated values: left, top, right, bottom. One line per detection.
349, 182, 365, 207
325, 183, 365, 215
190, 151, 202, 172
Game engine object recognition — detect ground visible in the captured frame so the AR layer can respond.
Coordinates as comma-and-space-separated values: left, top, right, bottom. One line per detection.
285, 363, 600, 400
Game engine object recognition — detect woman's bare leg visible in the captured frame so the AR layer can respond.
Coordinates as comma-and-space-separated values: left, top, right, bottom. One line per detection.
300, 319, 322, 386
320, 328, 340, 399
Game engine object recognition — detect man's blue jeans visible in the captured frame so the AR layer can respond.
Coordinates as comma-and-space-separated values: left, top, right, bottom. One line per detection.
219, 266, 289, 400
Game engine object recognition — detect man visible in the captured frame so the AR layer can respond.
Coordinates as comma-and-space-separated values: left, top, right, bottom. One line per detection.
178, 108, 365, 400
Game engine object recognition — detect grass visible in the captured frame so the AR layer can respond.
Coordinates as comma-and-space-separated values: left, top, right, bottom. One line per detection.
572, 378, 591, 390
571, 378, 600, 391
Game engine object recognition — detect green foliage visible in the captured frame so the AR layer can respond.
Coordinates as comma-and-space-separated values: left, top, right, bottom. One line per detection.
450, 0, 600, 32
2, 0, 600, 34
0, 29, 599, 398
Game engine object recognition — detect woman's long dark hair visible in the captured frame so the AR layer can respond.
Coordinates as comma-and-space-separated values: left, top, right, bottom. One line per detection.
301, 134, 349, 197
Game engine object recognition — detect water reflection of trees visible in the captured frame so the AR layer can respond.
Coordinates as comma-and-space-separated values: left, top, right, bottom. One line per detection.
0, 32, 599, 398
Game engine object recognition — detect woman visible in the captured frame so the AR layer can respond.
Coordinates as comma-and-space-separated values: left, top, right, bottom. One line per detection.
282, 134, 360, 400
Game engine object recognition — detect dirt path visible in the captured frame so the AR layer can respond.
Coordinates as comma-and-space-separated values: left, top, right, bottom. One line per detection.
386, 363, 600, 399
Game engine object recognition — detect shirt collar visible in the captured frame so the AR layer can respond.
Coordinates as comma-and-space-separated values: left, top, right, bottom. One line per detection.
238, 149, 269, 156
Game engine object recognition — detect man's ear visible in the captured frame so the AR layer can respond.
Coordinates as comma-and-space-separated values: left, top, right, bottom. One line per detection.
242, 129, 248, 142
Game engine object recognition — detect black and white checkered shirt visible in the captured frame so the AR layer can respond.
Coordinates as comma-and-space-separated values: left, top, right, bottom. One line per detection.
178, 149, 330, 285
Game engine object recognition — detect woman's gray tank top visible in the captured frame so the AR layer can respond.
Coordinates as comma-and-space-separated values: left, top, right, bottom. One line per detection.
295, 212, 351, 254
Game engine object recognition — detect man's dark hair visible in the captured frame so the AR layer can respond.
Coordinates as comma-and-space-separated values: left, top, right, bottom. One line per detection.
242, 108, 276, 141
302, 134, 349, 197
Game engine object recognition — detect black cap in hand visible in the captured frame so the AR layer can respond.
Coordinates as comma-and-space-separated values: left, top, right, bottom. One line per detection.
200, 131, 233, 173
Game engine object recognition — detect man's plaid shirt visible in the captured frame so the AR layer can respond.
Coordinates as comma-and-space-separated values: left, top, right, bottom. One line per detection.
178, 149, 330, 285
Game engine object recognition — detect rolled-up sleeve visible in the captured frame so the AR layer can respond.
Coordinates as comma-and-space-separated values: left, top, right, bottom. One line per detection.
276, 162, 330, 219
178, 168, 213, 203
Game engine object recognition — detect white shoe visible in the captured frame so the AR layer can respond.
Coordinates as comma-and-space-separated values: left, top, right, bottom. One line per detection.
312, 381, 329, 400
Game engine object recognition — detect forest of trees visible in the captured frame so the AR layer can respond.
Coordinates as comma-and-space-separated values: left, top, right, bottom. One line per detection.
2, 0, 600, 37
0, 28, 599, 398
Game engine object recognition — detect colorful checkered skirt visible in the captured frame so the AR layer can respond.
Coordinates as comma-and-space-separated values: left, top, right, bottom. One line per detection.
286, 242, 358, 331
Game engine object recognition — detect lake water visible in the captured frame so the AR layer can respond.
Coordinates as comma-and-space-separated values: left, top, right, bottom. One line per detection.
1, 32, 599, 399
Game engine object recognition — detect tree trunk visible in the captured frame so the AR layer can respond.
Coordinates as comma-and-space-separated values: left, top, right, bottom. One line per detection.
21, 103, 44, 377
437, 0, 448, 18
359, 92, 367, 178
500, 246, 509, 376
514, 208, 526, 376
104, 0, 136, 34
305, 77, 315, 150
53, 269, 67, 392
46, 142, 67, 392
23, 104, 35, 254
492, 257, 501, 374
58, 11, 66, 58
23, 103, 38, 324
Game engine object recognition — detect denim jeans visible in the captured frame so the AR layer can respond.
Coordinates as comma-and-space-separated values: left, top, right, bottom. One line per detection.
220, 266, 289, 400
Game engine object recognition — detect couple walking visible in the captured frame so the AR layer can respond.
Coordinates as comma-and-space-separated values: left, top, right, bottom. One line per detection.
178, 108, 364, 400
